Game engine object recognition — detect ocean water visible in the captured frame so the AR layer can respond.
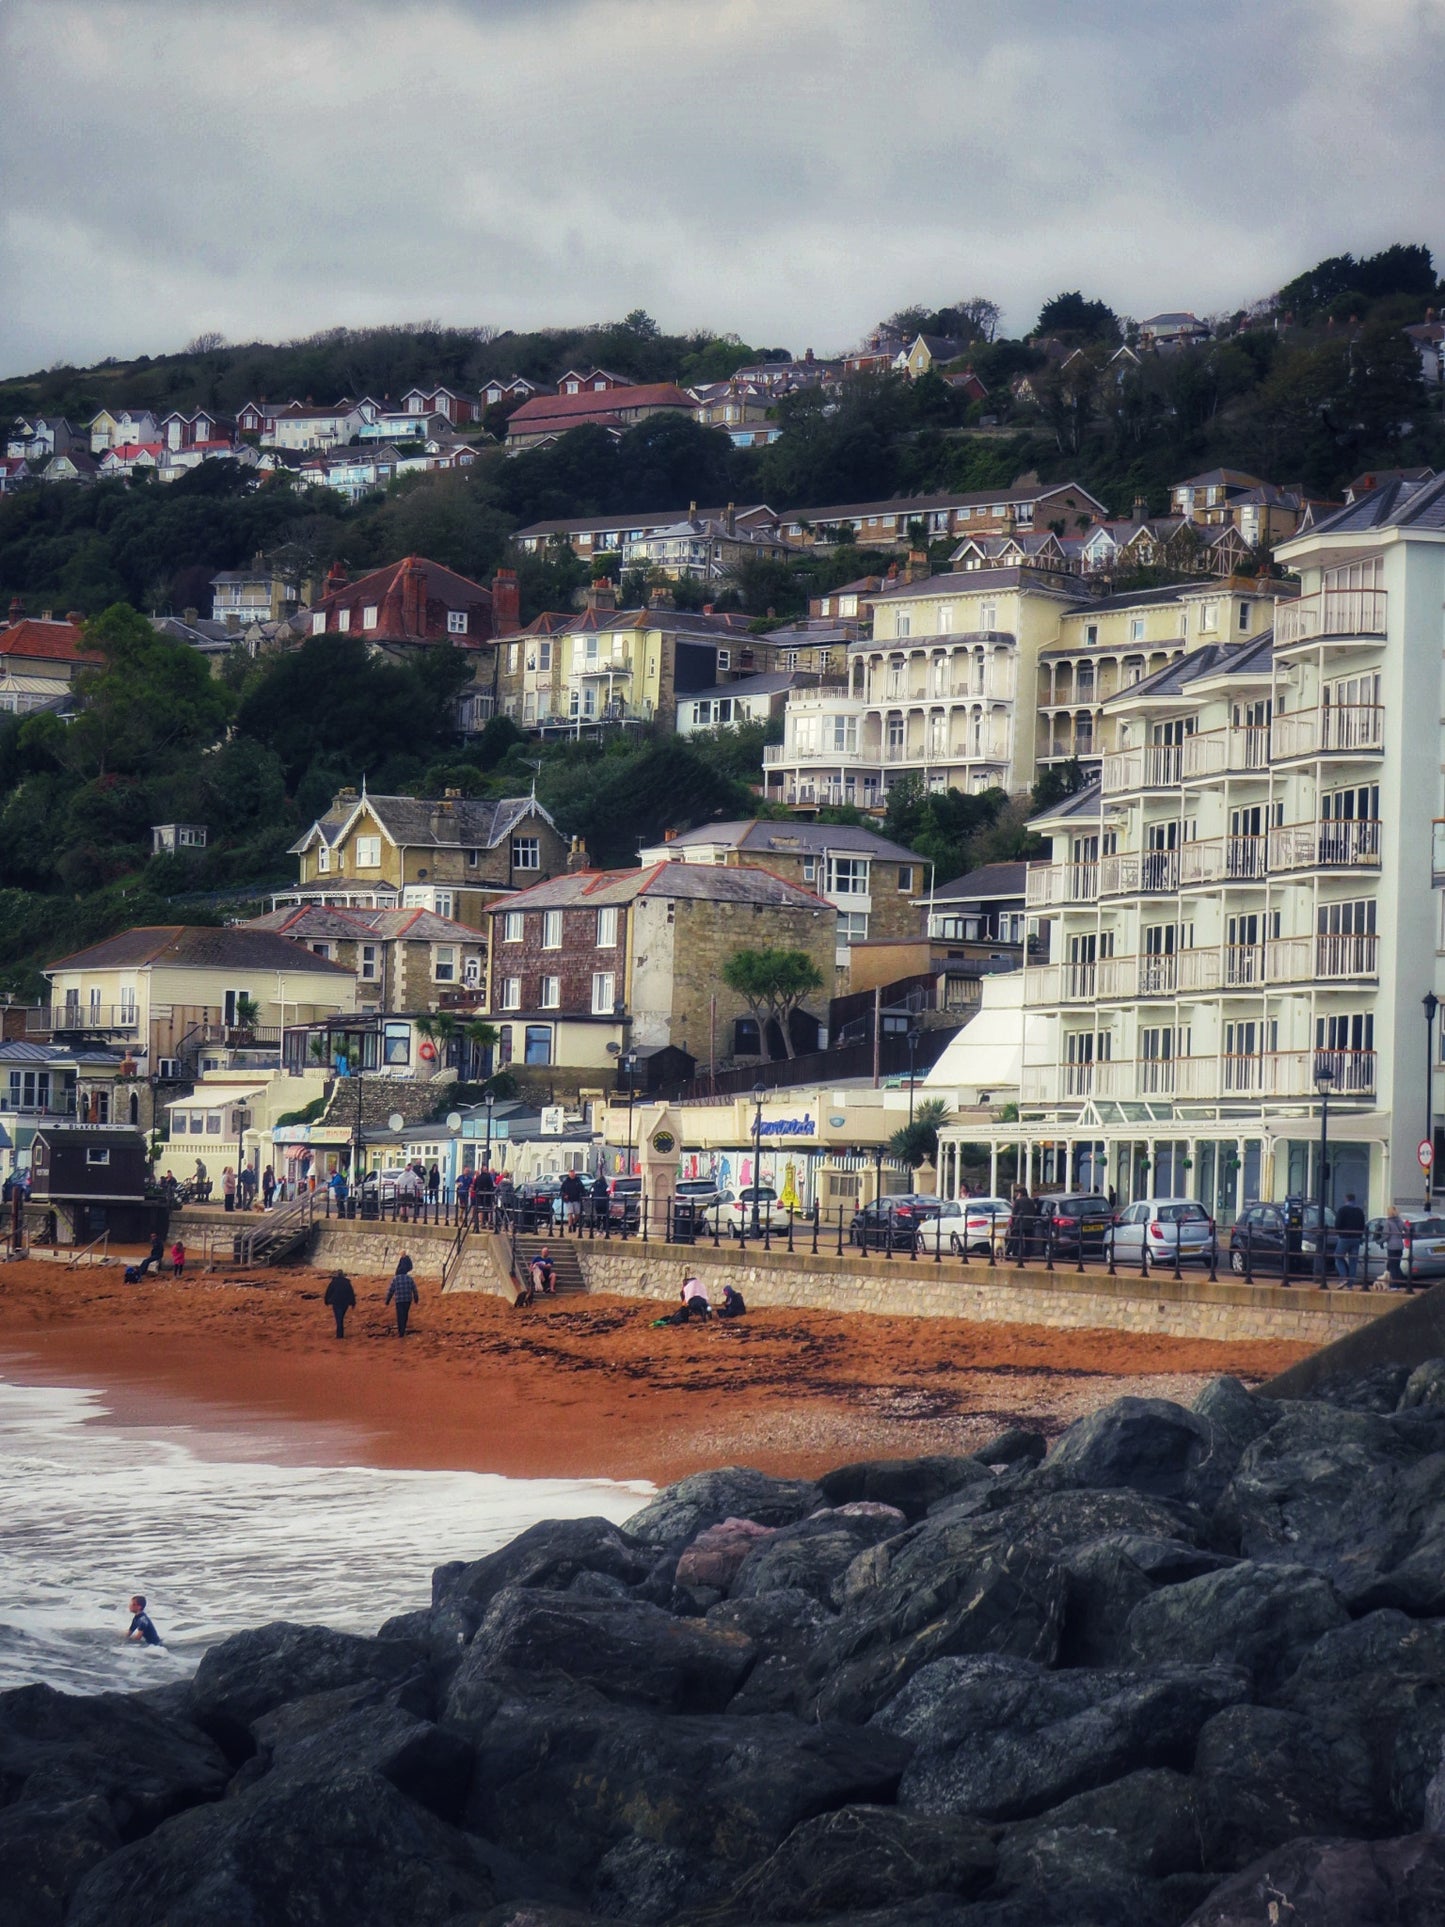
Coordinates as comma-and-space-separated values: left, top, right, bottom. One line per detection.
0, 1372, 652, 1698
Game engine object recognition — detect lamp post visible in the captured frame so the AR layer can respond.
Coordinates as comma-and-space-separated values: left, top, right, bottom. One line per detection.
622, 1052, 638, 1178
352, 1053, 365, 1188
751, 1083, 766, 1235
483, 1088, 495, 1171
1314, 1058, 1335, 1288
235, 1105, 251, 1209
1425, 993, 1439, 1208
906, 1025, 922, 1133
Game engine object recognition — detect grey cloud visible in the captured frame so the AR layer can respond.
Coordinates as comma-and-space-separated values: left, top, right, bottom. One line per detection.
3, 0, 1445, 373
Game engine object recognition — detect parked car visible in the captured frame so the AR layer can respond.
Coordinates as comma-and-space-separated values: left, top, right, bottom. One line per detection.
608, 1176, 642, 1230
1360, 1211, 1445, 1284
704, 1185, 790, 1236
1105, 1199, 1216, 1267
914, 1197, 1014, 1255
1032, 1193, 1113, 1258
1228, 1200, 1335, 1276
512, 1175, 564, 1230
672, 1177, 724, 1210
850, 1194, 945, 1251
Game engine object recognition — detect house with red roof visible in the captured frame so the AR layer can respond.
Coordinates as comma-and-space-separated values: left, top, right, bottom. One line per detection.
290, 555, 521, 652
0, 608, 103, 713
504, 382, 696, 451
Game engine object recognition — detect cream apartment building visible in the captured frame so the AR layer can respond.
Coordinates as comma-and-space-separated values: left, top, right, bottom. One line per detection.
762, 567, 1082, 811
945, 475, 1445, 1221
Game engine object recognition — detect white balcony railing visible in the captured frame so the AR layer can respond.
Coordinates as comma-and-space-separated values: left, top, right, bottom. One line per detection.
1096, 955, 1136, 999
1268, 819, 1382, 872
1025, 861, 1099, 907
1222, 944, 1266, 988
1270, 704, 1384, 760
1178, 947, 1223, 992
1267, 932, 1381, 982
1101, 742, 1185, 795
1023, 965, 1060, 1004
1274, 588, 1388, 646
1222, 1049, 1377, 1097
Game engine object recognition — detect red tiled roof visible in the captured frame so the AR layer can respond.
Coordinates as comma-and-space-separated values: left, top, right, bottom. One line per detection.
506, 383, 694, 428
0, 619, 101, 664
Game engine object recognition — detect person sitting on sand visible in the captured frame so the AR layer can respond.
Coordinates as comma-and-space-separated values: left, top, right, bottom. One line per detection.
531, 1248, 556, 1297
324, 1269, 356, 1338
674, 1273, 710, 1320
136, 1229, 166, 1278
718, 1283, 746, 1319
125, 1595, 161, 1645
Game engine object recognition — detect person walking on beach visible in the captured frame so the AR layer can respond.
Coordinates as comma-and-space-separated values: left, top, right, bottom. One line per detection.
170, 1237, 186, 1278
324, 1269, 356, 1338
125, 1595, 162, 1645
386, 1254, 419, 1335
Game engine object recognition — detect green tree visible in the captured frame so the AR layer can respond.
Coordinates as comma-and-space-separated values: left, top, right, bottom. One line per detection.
68, 604, 232, 778
889, 1097, 951, 1170
722, 947, 825, 1060
1036, 292, 1119, 342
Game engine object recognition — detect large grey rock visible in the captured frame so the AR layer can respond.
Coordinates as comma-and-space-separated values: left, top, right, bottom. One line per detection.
1193, 1703, 1383, 1872
462, 1679, 912, 1894
816, 1455, 992, 1520
707, 1588, 833, 1715
994, 1766, 1202, 1891
187, 1622, 425, 1753
65, 1768, 497, 1927
1183, 1830, 1445, 1926
244, 1679, 474, 1823
1401, 1359, 1445, 1411
1041, 1395, 1222, 1505
1059, 1534, 1237, 1668
1125, 1559, 1349, 1693
446, 1585, 756, 1717
0, 1682, 229, 1838
730, 1506, 907, 1606
721, 1803, 997, 1919
873, 1653, 1247, 1821
434, 1515, 653, 1612
623, 1468, 824, 1548
0, 1796, 118, 1927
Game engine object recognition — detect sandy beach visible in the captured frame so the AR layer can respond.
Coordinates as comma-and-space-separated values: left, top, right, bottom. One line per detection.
0, 1255, 1313, 1485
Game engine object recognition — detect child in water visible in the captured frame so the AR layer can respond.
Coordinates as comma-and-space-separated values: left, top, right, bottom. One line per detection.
125, 1595, 162, 1645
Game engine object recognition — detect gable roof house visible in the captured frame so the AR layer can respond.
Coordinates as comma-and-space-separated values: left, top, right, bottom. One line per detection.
294, 555, 519, 653
243, 903, 488, 1013
0, 611, 102, 716
6, 417, 79, 461
283, 786, 567, 927
1137, 311, 1212, 351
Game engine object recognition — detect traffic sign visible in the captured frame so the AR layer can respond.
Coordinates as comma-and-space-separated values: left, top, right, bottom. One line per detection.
1419, 1139, 1433, 1171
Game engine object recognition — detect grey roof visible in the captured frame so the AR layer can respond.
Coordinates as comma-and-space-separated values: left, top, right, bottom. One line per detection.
501, 862, 829, 913
781, 480, 1109, 523
869, 566, 1086, 604
682, 671, 811, 701
1103, 629, 1277, 706
932, 861, 1029, 902
0, 1041, 126, 1066
1028, 780, 1103, 829
655, 819, 924, 862
1299, 471, 1445, 536
292, 793, 554, 855
47, 925, 354, 974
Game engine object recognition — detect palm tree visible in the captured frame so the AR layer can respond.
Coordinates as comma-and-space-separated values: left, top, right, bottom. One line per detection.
414, 1012, 441, 1072
463, 1019, 499, 1082
233, 993, 261, 1039
308, 1032, 331, 1068
434, 1010, 459, 1069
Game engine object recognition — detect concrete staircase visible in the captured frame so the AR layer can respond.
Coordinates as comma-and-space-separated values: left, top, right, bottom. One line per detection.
511, 1234, 587, 1296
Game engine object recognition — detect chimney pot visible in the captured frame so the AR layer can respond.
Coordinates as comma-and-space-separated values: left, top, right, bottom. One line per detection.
65, 610, 84, 624
490, 566, 520, 637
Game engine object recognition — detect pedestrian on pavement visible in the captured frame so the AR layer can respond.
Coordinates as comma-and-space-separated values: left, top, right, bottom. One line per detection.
427, 1163, 441, 1206
456, 1167, 472, 1225
1384, 1205, 1409, 1290
222, 1167, 236, 1213
324, 1269, 356, 1338
474, 1165, 495, 1230
386, 1254, 419, 1335
591, 1169, 610, 1229
262, 1166, 276, 1210
1334, 1192, 1366, 1287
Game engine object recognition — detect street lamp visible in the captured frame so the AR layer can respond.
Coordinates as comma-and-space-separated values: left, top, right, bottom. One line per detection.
1425, 993, 1439, 1208
906, 1025, 922, 1133
483, 1088, 495, 1170
751, 1082, 766, 1235
1314, 1057, 1335, 1288
622, 1052, 638, 1177
235, 1105, 251, 1207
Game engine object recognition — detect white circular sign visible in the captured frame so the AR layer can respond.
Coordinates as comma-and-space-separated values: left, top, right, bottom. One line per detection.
1419, 1139, 1434, 1171
387, 1111, 405, 1133
446, 1111, 462, 1131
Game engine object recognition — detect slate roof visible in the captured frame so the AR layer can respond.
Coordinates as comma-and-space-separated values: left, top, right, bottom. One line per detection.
1302, 471, 1445, 535
652, 819, 924, 862
932, 861, 1029, 901
781, 480, 1109, 523
682, 671, 814, 701
869, 566, 1085, 604
47, 925, 355, 974
499, 863, 829, 913
506, 384, 694, 431
244, 905, 482, 943
291, 793, 552, 855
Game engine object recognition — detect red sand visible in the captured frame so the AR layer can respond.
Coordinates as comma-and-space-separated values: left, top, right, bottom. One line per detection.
0, 1258, 1311, 1485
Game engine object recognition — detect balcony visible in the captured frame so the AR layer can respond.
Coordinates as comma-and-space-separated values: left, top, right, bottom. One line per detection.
1435, 820, 1445, 888
1274, 588, 1388, 646
1101, 742, 1184, 796
763, 743, 883, 767
1180, 836, 1268, 886
1100, 849, 1179, 895
1026, 861, 1098, 907
30, 1003, 140, 1036
1179, 948, 1224, 992
1222, 944, 1266, 989
1269, 704, 1384, 761
1265, 932, 1380, 984
1222, 1049, 1377, 1098
1268, 819, 1381, 873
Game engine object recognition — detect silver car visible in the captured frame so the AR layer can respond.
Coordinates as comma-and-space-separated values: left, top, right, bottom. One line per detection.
1360, 1211, 1445, 1284
1105, 1199, 1216, 1267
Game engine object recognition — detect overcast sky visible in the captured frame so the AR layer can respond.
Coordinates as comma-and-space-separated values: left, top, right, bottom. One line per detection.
3, 0, 1443, 376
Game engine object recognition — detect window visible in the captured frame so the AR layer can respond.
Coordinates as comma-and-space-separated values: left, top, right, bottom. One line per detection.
596, 906, 618, 947
979, 600, 997, 630
447, 610, 469, 635
887, 714, 905, 754
897, 866, 914, 891
896, 613, 911, 638
360, 944, 379, 981
537, 640, 551, 670
316, 845, 330, 873
512, 836, 540, 870
337, 607, 351, 632
1129, 617, 1145, 642
502, 977, 522, 1010
828, 856, 868, 895
838, 910, 869, 943
205, 1112, 223, 1135
938, 603, 954, 632
434, 946, 457, 983
524, 1025, 553, 1066
540, 975, 560, 1008
716, 650, 730, 672
86, 1147, 110, 1167
1239, 602, 1252, 630
802, 857, 816, 882
592, 971, 615, 1013
498, 1025, 513, 1066
1198, 600, 1219, 632
466, 847, 479, 867
434, 891, 453, 919
383, 1021, 411, 1065
507, 643, 520, 674
310, 942, 332, 961
222, 988, 253, 1026
502, 911, 524, 943
362, 605, 378, 630
311, 613, 325, 635
542, 910, 563, 949
355, 835, 381, 868
1085, 623, 1099, 646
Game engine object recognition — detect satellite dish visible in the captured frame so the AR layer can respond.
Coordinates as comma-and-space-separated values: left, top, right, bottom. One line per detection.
446, 1111, 462, 1131
387, 1111, 405, 1133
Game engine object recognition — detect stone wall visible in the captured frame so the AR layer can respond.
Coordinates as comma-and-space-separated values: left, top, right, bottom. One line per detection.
310, 1220, 514, 1298
572, 1238, 1381, 1346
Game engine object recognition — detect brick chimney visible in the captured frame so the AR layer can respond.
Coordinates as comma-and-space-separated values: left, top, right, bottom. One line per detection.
6, 596, 22, 626
905, 548, 929, 583
566, 835, 590, 872
430, 795, 456, 838
490, 566, 520, 636
1132, 494, 1148, 523
65, 610, 84, 625
648, 586, 675, 611
584, 579, 617, 614
400, 558, 426, 635
325, 559, 348, 596
725, 501, 736, 536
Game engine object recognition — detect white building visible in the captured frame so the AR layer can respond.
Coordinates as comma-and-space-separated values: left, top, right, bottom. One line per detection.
940, 474, 1445, 1221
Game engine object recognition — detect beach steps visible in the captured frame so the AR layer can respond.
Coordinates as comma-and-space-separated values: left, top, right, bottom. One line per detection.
511, 1235, 588, 1297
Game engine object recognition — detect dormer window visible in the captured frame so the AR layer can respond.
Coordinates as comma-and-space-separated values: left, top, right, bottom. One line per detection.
447, 610, 468, 634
